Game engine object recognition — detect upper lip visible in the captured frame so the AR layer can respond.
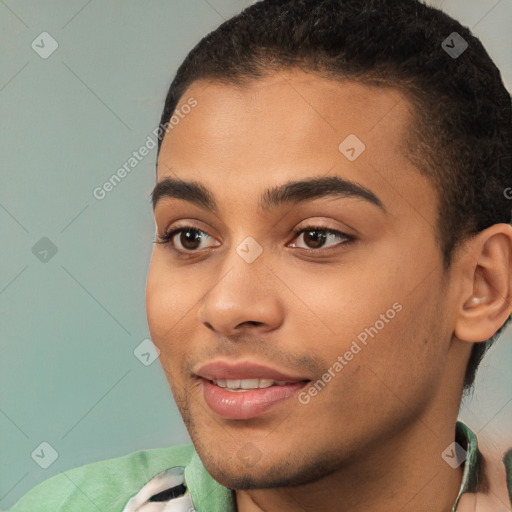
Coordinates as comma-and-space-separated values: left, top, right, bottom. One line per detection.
195, 360, 311, 382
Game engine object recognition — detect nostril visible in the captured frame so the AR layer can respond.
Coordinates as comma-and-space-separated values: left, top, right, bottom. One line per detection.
237, 321, 263, 328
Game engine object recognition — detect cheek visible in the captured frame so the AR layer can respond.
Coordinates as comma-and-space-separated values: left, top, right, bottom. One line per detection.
275, 258, 404, 347
293, 256, 444, 390
146, 260, 170, 343
349, 277, 448, 403
145, 255, 199, 353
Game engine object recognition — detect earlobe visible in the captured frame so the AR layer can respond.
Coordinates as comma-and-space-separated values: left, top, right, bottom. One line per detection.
454, 224, 512, 344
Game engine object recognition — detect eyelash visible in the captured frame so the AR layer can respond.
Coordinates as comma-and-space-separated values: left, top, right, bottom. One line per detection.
153, 224, 355, 256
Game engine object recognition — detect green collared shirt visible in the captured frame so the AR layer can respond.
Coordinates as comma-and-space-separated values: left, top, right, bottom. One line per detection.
5, 421, 512, 511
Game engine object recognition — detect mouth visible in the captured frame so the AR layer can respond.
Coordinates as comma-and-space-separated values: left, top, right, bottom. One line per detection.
195, 360, 311, 420
211, 378, 297, 391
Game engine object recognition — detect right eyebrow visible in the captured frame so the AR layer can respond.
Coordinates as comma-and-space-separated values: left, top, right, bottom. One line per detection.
151, 177, 217, 212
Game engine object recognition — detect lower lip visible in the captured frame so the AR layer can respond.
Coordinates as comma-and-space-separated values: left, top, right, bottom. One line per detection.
201, 379, 308, 420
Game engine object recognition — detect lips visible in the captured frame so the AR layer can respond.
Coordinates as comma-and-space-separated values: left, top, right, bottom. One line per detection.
195, 360, 311, 420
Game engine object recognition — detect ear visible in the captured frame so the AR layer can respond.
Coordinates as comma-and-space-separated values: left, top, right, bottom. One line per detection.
454, 223, 512, 343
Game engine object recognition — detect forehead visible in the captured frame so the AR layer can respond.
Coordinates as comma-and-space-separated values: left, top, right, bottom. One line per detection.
156, 70, 437, 224
162, 70, 411, 142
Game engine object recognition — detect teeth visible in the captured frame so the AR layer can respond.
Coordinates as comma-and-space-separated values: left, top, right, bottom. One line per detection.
240, 378, 259, 389
212, 378, 291, 390
258, 379, 274, 388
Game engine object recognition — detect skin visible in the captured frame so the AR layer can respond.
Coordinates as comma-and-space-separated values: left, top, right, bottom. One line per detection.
145, 70, 512, 512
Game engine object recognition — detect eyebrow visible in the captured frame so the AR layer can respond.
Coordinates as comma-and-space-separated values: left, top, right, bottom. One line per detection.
151, 175, 386, 212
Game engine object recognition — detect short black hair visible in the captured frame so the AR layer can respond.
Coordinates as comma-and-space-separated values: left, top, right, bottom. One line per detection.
156, 0, 512, 390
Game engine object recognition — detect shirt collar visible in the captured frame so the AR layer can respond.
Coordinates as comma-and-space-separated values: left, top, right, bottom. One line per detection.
184, 450, 236, 511
451, 420, 481, 511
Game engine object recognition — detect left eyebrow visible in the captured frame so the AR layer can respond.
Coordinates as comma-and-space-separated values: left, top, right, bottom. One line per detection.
151, 175, 386, 213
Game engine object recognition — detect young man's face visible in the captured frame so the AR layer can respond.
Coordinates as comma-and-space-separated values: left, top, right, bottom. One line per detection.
146, 71, 470, 488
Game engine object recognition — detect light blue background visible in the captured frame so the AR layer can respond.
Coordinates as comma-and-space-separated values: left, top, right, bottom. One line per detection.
1, 0, 511, 508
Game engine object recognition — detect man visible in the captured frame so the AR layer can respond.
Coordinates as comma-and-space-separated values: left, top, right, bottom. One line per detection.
7, 0, 512, 510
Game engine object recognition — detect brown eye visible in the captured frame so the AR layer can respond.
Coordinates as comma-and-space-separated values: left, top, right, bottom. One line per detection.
178, 229, 204, 250
289, 226, 352, 251
156, 226, 220, 254
303, 230, 328, 249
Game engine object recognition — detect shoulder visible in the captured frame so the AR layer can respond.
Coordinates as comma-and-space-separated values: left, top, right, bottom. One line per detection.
7, 444, 196, 512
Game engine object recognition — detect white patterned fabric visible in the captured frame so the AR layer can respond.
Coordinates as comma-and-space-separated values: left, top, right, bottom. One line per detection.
122, 466, 196, 511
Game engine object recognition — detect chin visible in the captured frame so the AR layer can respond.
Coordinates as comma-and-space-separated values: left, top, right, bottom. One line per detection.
206, 463, 296, 491
196, 441, 340, 491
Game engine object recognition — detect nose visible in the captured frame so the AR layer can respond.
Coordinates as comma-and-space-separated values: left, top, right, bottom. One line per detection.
197, 249, 284, 337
